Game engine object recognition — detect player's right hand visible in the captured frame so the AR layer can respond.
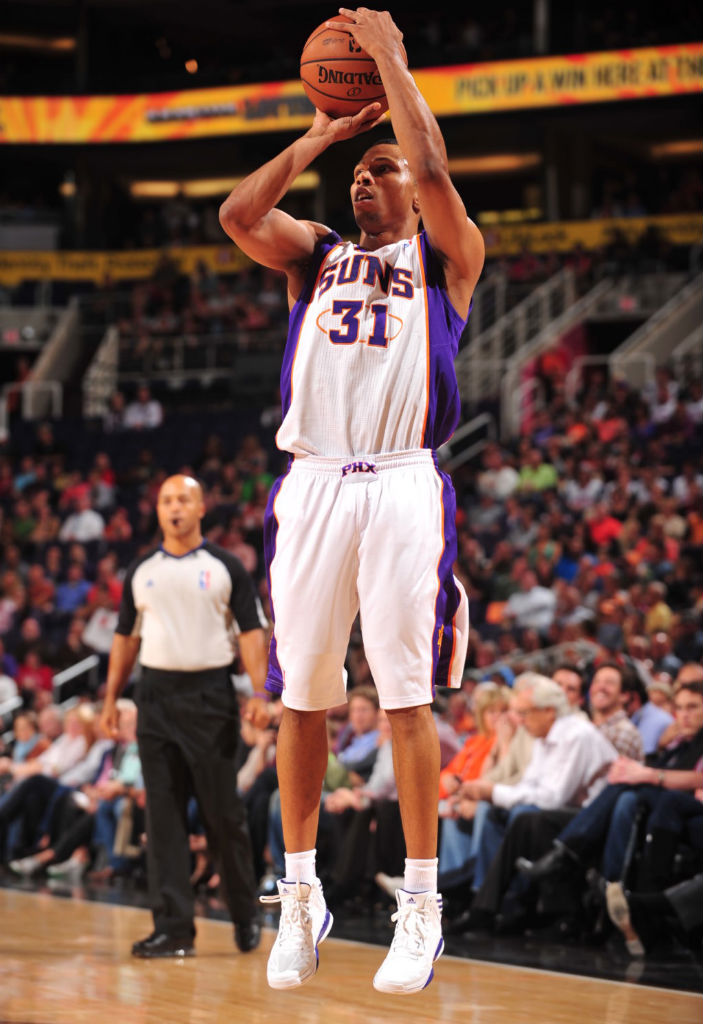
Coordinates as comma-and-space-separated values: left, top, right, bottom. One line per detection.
309, 102, 386, 142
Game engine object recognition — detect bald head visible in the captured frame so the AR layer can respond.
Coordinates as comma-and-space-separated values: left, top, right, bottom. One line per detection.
157, 474, 206, 554
158, 474, 203, 503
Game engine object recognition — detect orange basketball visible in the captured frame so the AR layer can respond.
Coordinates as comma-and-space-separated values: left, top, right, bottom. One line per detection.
300, 14, 388, 119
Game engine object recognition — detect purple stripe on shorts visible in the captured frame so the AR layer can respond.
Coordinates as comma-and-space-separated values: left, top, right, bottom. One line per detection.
431, 459, 461, 692
262, 466, 291, 696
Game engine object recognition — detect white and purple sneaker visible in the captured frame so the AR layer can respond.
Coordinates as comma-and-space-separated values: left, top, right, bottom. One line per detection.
373, 888, 444, 995
261, 878, 333, 989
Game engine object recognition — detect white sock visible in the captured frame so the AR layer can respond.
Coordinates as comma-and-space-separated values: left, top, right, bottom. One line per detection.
284, 849, 317, 885
404, 857, 438, 894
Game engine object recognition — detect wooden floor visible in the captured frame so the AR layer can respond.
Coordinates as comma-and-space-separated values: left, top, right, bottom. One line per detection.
0, 888, 700, 1024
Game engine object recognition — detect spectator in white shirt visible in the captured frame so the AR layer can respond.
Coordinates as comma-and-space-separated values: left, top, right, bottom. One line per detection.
59, 493, 105, 543
458, 673, 617, 896
123, 385, 163, 430
561, 463, 604, 512
504, 569, 557, 636
476, 445, 520, 502
1, 703, 96, 785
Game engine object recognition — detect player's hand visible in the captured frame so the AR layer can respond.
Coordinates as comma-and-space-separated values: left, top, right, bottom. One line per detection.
333, 8, 407, 66
309, 103, 386, 142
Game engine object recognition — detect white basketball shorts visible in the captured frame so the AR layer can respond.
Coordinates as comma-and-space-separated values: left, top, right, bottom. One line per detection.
263, 449, 468, 711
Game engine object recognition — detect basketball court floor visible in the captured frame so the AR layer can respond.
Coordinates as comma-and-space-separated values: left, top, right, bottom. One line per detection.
1, 879, 700, 1024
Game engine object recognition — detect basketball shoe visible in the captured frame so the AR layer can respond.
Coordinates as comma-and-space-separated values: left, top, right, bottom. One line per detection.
372, 888, 444, 994
261, 878, 333, 989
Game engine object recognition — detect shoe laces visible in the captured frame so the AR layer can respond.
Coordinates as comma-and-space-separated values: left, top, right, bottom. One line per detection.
389, 903, 431, 957
260, 882, 312, 949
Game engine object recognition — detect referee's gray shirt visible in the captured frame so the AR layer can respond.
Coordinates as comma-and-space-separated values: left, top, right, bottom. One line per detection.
115, 541, 267, 672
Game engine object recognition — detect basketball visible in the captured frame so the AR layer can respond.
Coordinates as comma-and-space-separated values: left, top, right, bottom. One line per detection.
300, 14, 388, 119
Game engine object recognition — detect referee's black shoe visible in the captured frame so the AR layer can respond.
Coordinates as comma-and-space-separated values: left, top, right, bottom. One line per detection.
131, 931, 195, 958
234, 919, 261, 953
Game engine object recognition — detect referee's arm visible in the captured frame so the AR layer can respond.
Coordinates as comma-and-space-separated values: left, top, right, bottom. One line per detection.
100, 634, 141, 739
238, 628, 268, 694
100, 561, 142, 740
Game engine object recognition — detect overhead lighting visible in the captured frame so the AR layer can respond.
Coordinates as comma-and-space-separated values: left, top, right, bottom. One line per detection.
0, 32, 76, 53
129, 171, 320, 200
448, 153, 541, 175
185, 59, 199, 74
650, 139, 702, 159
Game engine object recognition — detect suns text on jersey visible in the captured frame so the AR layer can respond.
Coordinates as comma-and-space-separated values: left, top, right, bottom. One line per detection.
317, 253, 414, 300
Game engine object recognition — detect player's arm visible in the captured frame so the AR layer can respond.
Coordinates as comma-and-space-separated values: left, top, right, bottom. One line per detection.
341, 8, 484, 315
219, 105, 384, 293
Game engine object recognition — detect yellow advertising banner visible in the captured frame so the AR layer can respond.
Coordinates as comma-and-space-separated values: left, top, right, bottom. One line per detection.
0, 244, 253, 286
0, 43, 700, 144
0, 215, 699, 286
416, 43, 703, 116
479, 213, 703, 257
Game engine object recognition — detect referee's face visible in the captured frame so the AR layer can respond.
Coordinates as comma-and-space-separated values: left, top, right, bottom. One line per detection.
157, 475, 205, 552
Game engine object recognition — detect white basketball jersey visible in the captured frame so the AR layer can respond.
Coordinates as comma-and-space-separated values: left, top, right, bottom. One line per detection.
275, 230, 469, 458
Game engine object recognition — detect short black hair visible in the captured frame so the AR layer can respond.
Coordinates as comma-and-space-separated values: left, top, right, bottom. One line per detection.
358, 136, 400, 159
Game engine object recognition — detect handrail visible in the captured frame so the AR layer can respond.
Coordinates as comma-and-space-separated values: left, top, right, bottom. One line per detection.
611, 272, 703, 359
499, 277, 613, 438
671, 325, 703, 375
52, 655, 100, 692
52, 655, 100, 704
0, 695, 22, 720
0, 379, 63, 420
436, 412, 497, 472
564, 353, 656, 402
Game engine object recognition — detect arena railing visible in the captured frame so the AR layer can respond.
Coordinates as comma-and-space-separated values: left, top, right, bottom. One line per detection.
610, 272, 703, 388
0, 696, 23, 747
564, 353, 656, 404
52, 655, 101, 706
436, 412, 497, 472
455, 267, 577, 420
672, 326, 703, 381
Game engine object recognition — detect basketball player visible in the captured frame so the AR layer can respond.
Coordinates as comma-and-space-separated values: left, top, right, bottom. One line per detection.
220, 8, 484, 995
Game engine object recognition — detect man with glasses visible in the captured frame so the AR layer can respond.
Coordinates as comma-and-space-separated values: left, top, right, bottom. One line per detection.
449, 672, 618, 924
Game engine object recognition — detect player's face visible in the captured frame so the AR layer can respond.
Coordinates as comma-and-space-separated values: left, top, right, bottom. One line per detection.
350, 144, 417, 232
157, 475, 205, 543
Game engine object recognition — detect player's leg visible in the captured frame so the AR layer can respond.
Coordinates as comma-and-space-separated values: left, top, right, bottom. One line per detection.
276, 706, 328, 855
262, 462, 358, 988
360, 455, 461, 993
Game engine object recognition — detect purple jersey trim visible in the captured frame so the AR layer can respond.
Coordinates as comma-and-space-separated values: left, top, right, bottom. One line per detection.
280, 231, 344, 418
431, 455, 462, 693
262, 463, 292, 696
418, 232, 470, 450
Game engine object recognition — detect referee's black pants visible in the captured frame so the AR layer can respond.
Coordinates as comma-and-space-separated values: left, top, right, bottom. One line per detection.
136, 667, 257, 939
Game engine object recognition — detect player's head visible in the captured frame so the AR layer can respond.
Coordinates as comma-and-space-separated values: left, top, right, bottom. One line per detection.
350, 139, 420, 240
157, 474, 205, 545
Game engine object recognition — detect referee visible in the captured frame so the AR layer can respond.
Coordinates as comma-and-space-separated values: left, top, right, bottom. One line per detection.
100, 474, 269, 958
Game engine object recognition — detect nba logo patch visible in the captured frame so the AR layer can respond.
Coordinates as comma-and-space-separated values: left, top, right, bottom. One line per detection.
198, 570, 211, 590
